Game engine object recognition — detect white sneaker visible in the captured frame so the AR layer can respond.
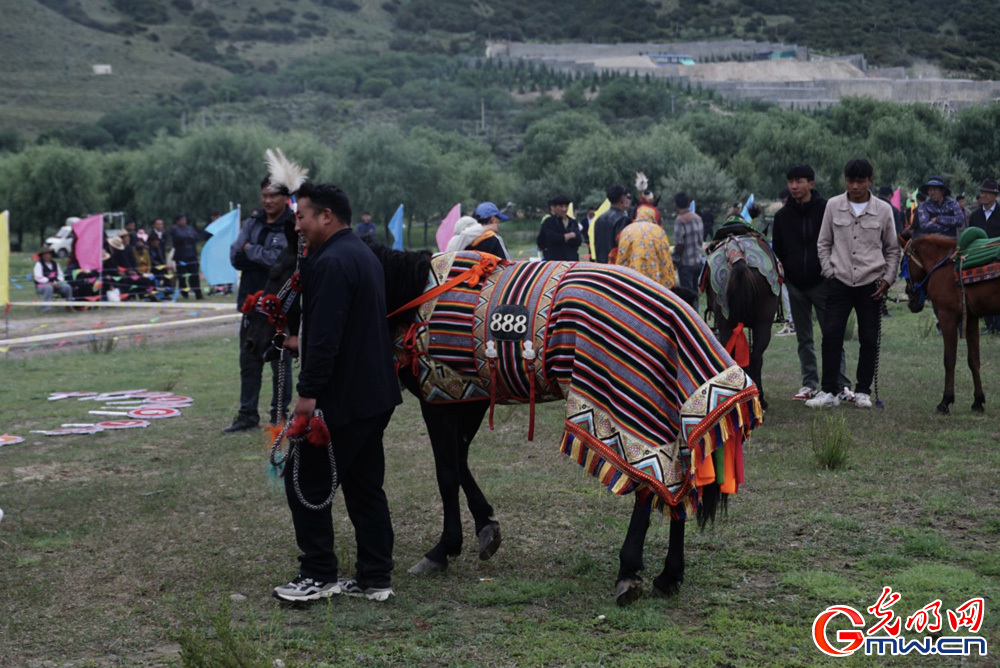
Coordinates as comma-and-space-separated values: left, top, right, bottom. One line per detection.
792, 386, 818, 400
836, 387, 856, 403
855, 393, 872, 409
776, 323, 796, 336
805, 391, 840, 408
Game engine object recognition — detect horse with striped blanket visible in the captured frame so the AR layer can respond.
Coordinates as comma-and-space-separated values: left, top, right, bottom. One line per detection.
247, 240, 762, 604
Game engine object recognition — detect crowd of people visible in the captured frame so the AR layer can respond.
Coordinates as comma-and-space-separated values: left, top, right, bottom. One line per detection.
31, 212, 221, 307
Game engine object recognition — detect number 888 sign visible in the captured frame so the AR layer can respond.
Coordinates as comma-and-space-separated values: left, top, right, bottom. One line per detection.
488, 305, 530, 341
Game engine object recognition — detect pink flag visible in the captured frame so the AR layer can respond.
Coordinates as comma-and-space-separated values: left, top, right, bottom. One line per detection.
891, 188, 901, 211
72, 214, 103, 272
435, 203, 461, 252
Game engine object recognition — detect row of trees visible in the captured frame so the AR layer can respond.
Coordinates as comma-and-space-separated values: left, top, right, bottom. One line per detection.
2, 97, 999, 250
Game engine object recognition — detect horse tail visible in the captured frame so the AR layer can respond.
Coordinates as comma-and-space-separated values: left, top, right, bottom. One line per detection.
696, 482, 727, 529
724, 260, 760, 326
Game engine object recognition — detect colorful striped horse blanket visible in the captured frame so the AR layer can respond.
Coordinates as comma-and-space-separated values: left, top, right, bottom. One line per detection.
395, 251, 763, 518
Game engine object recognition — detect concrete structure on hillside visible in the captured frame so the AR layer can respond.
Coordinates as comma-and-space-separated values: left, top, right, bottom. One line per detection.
486, 41, 1000, 110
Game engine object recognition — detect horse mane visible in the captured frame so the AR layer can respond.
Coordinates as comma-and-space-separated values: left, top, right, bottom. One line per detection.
913, 234, 957, 252
365, 242, 433, 329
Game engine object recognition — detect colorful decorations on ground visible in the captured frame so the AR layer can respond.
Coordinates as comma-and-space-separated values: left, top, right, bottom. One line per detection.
2, 389, 194, 438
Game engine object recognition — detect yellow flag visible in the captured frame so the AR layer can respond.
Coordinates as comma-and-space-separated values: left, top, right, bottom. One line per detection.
567, 202, 575, 220
588, 199, 611, 259
0, 210, 10, 305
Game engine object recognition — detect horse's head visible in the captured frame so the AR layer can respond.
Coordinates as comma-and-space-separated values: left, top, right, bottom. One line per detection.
903, 235, 956, 314
365, 241, 433, 332
243, 239, 300, 362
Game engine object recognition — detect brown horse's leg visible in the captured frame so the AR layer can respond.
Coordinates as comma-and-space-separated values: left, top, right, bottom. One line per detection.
966, 314, 985, 412
938, 309, 959, 414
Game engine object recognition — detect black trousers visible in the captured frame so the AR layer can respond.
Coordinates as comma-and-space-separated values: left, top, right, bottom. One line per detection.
821, 279, 882, 395
285, 409, 395, 588
175, 260, 203, 299
238, 320, 292, 421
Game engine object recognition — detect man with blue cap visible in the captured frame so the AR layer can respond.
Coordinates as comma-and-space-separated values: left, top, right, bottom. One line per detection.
465, 201, 511, 260
915, 175, 965, 238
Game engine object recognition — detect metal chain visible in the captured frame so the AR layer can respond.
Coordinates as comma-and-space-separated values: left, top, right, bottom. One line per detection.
291, 427, 339, 511
874, 294, 886, 409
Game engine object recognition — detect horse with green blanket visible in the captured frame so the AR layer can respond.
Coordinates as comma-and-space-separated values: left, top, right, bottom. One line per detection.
902, 227, 1000, 414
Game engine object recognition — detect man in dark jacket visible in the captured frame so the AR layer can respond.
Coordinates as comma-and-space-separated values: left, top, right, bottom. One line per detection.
969, 178, 999, 238
271, 181, 402, 603
169, 214, 203, 299
772, 163, 851, 401
592, 184, 631, 263
969, 178, 1000, 334
222, 177, 295, 433
537, 194, 583, 261
877, 185, 905, 235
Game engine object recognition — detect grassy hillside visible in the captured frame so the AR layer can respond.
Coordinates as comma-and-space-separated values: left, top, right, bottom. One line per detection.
2, 0, 998, 140
0, 0, 396, 136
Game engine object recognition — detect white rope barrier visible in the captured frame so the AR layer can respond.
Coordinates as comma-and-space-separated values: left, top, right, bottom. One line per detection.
7, 300, 233, 310
0, 313, 240, 348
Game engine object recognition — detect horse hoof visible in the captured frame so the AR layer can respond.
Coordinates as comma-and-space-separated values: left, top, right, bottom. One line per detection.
615, 579, 643, 607
760, 398, 769, 411
651, 577, 681, 598
478, 521, 502, 561
407, 557, 447, 575
936, 404, 950, 415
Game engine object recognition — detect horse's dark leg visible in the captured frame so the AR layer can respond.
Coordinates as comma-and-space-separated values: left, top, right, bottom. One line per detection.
966, 314, 986, 412
749, 315, 773, 411
615, 496, 651, 606
938, 309, 959, 414
652, 518, 685, 597
409, 400, 470, 573
452, 402, 502, 560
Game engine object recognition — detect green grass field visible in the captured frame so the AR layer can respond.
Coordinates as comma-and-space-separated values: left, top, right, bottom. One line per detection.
1, 290, 998, 666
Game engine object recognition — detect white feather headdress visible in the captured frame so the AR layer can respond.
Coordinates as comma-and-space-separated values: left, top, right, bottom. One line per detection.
634, 171, 648, 193
264, 148, 308, 194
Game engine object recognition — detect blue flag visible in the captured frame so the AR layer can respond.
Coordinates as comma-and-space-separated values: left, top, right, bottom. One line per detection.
388, 204, 404, 251
200, 208, 240, 286
740, 194, 755, 223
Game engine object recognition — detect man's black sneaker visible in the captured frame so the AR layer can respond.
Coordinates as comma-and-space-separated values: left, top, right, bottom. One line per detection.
272, 575, 338, 602
222, 415, 259, 433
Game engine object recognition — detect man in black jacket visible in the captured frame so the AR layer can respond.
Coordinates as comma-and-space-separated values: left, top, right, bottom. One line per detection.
772, 163, 852, 401
537, 194, 583, 261
593, 185, 631, 263
222, 177, 295, 433
169, 214, 203, 300
271, 181, 402, 603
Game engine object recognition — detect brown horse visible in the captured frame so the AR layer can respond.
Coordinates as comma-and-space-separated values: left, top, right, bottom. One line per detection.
902, 234, 1000, 414
702, 233, 781, 410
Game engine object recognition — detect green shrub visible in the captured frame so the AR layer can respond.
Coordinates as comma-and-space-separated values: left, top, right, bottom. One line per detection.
811, 412, 851, 470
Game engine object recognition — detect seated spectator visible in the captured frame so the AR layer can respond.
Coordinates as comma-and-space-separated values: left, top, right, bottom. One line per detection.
33, 246, 72, 310
134, 236, 153, 276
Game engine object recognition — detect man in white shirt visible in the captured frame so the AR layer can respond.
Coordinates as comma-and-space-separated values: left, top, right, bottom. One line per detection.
806, 158, 900, 410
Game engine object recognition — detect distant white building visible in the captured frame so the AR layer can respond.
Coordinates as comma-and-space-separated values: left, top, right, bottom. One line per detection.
92, 64, 112, 75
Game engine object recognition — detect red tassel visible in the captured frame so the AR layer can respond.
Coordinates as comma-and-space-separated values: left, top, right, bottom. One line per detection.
725, 323, 750, 368
287, 414, 309, 437
307, 415, 329, 447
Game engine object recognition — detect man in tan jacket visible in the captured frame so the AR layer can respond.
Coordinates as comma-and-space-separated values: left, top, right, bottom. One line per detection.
806, 158, 900, 410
